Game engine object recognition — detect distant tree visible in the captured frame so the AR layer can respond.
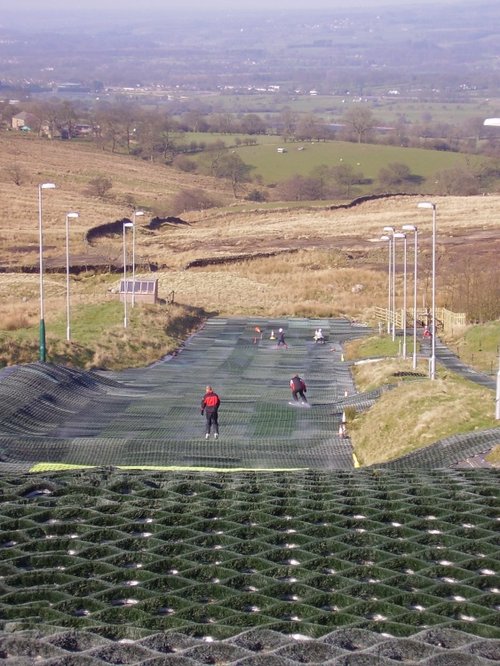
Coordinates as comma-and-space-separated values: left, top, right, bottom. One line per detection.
57, 100, 78, 139
377, 162, 413, 190
279, 107, 298, 142
275, 175, 323, 201
434, 166, 480, 195
134, 110, 163, 161
213, 153, 254, 197
113, 102, 138, 153
340, 106, 376, 143
208, 112, 235, 134
198, 140, 229, 178
310, 164, 333, 198
461, 116, 488, 152
239, 113, 266, 135
4, 163, 29, 186
85, 176, 113, 198
331, 163, 364, 197
93, 105, 123, 152
295, 113, 324, 141
155, 113, 181, 163
170, 188, 220, 214
172, 154, 198, 173
181, 109, 209, 132
384, 117, 411, 147
246, 188, 267, 202
0, 101, 20, 127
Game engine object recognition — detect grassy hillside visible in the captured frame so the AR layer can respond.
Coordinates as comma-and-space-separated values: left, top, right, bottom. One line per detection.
231, 139, 470, 186
0, 131, 498, 371
0, 132, 235, 268
182, 131, 471, 186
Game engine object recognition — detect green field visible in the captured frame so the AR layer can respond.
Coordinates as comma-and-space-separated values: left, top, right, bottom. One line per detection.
183, 131, 471, 186
180, 93, 500, 127
231, 139, 469, 185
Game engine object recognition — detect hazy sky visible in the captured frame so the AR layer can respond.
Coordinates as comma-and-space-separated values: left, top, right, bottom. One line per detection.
7, 0, 461, 11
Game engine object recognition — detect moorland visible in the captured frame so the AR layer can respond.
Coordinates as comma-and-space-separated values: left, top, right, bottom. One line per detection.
0, 130, 498, 374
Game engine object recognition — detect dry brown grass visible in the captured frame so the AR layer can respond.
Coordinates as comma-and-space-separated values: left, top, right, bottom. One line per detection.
0, 132, 235, 267
1, 132, 499, 326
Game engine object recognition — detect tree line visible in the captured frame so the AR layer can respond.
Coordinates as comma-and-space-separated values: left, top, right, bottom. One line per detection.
3, 97, 500, 205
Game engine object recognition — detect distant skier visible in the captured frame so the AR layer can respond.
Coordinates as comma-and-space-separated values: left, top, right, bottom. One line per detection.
277, 328, 288, 349
253, 326, 263, 344
290, 374, 307, 403
314, 328, 325, 344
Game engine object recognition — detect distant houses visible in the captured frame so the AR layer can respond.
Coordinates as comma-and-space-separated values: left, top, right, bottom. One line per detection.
11, 111, 41, 132
11, 112, 93, 139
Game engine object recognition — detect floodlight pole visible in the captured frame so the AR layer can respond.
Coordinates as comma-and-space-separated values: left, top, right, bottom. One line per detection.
484, 118, 500, 418
417, 202, 437, 380
65, 212, 79, 342
402, 233, 408, 358
380, 235, 392, 334
391, 233, 396, 340
403, 225, 418, 369
392, 232, 406, 348
123, 222, 133, 328
38, 183, 56, 362
383, 226, 395, 336
131, 210, 143, 307
496, 355, 500, 420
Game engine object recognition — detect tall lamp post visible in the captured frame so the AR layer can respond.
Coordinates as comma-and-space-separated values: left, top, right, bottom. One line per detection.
483, 118, 500, 418
38, 182, 56, 362
131, 210, 143, 307
123, 221, 134, 328
383, 226, 395, 337
380, 234, 392, 334
396, 232, 407, 358
392, 232, 406, 350
417, 202, 437, 380
402, 224, 418, 369
65, 212, 79, 342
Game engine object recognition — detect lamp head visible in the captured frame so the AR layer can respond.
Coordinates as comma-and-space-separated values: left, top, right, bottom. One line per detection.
123, 222, 134, 228
66, 212, 79, 219
134, 210, 144, 217
40, 183, 56, 190
484, 118, 500, 126
417, 202, 435, 210
383, 226, 395, 232
393, 232, 406, 239
380, 235, 391, 241
402, 224, 417, 231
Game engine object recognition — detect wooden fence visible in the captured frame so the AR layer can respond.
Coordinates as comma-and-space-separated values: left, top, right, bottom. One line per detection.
374, 307, 466, 334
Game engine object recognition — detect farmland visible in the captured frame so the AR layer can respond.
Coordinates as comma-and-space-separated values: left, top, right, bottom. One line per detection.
226, 138, 471, 185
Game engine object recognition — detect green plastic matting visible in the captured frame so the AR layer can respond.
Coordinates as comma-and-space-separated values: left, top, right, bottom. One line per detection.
0, 468, 498, 664
0, 318, 369, 473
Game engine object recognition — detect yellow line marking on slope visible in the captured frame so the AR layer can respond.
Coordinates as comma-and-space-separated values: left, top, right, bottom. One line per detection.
30, 463, 308, 473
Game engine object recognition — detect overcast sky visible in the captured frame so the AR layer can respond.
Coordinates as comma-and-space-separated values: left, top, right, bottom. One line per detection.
6, 0, 461, 11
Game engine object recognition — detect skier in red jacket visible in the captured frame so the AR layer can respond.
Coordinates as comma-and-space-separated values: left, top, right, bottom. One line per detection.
290, 374, 307, 403
201, 385, 221, 439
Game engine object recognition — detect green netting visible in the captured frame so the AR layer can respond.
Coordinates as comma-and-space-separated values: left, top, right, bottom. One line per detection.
0, 319, 499, 663
0, 318, 367, 473
0, 467, 498, 656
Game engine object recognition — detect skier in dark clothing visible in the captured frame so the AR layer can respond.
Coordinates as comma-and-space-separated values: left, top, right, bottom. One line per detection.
201, 385, 221, 439
290, 374, 307, 403
277, 328, 288, 349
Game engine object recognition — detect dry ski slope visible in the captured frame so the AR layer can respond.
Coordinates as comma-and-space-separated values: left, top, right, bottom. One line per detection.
0, 317, 368, 472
